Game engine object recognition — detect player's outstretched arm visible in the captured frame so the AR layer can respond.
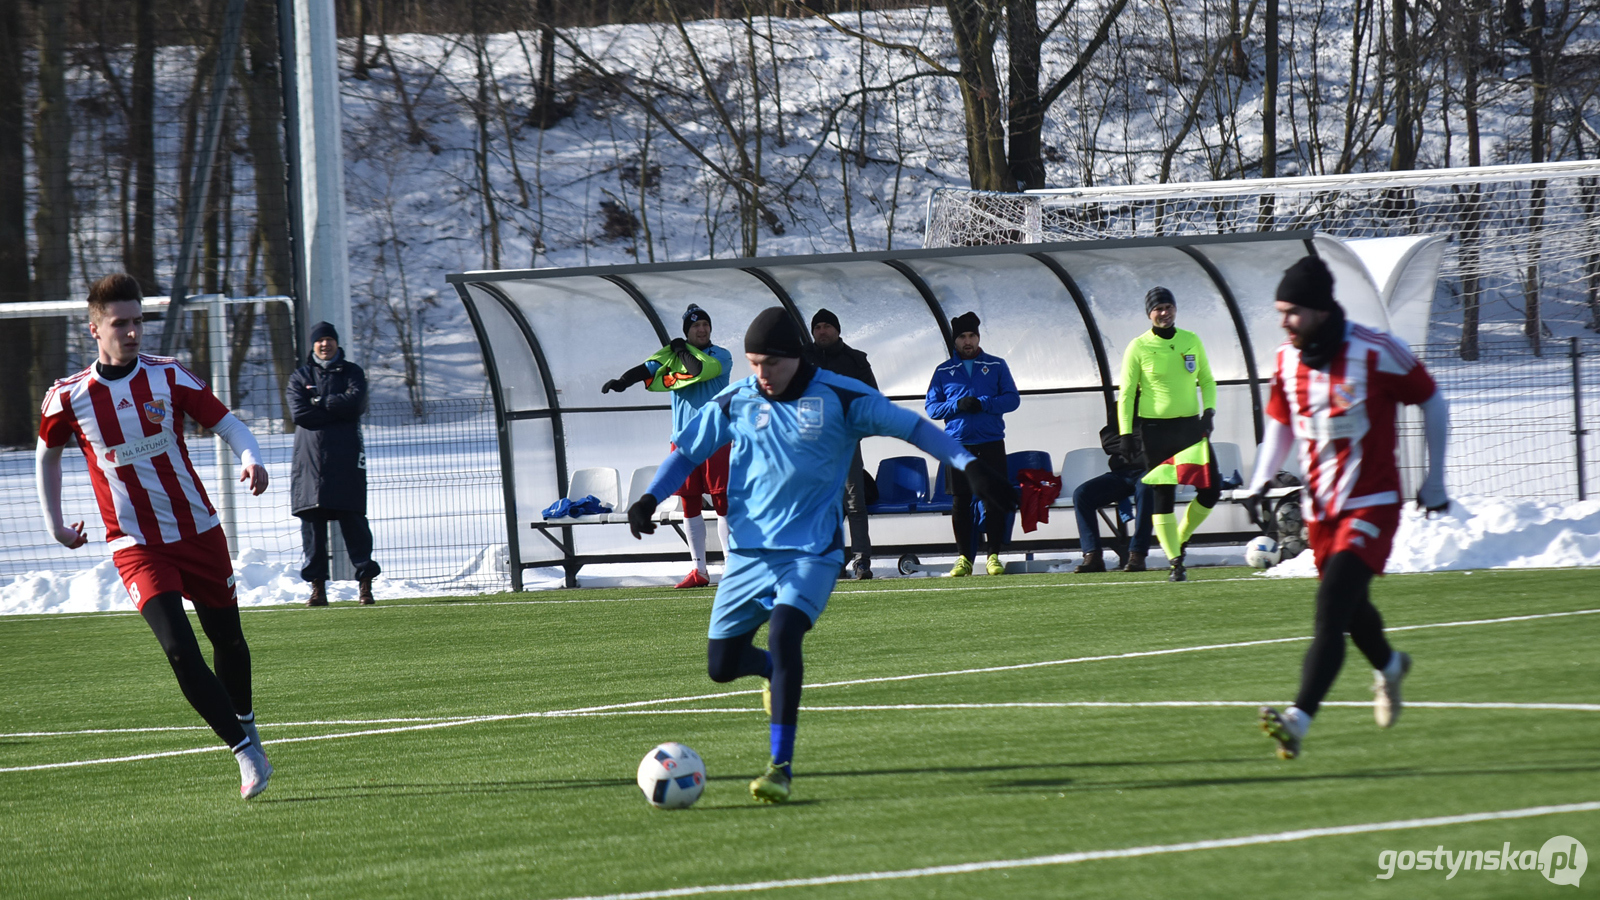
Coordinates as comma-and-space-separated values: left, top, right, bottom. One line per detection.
1417, 391, 1450, 514
35, 440, 86, 548
212, 413, 270, 496
602, 362, 652, 394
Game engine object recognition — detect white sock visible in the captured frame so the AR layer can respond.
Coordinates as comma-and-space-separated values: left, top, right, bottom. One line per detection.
716, 515, 731, 570
1381, 652, 1405, 682
686, 515, 708, 575
1283, 706, 1312, 738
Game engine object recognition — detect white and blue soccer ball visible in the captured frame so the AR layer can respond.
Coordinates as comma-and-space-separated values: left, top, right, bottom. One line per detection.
637, 742, 706, 809
1245, 535, 1282, 569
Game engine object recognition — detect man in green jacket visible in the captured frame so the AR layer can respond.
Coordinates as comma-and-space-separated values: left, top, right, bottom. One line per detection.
1117, 287, 1222, 582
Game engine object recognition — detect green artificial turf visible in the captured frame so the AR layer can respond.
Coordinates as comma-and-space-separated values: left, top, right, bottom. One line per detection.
1, 566, 1596, 899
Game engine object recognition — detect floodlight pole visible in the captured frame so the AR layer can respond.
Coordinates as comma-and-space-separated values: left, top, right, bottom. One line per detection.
283, 0, 352, 351
162, 0, 249, 355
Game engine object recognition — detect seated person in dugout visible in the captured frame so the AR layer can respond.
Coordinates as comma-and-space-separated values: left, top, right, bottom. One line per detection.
1073, 424, 1155, 572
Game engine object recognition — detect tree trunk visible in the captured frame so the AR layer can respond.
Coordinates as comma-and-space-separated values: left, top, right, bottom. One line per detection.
241, 0, 297, 429
0, 0, 33, 446
31, 0, 72, 413
1389, 0, 1416, 171
1005, 0, 1044, 191
1258, 0, 1278, 228
122, 0, 158, 294
946, 0, 1009, 191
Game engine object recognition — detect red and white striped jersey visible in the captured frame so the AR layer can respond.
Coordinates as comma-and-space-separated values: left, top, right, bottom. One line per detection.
39, 355, 230, 550
1266, 323, 1436, 522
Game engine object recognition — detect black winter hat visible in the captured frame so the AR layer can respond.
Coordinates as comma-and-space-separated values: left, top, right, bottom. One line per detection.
683, 303, 712, 335
1145, 286, 1175, 316
950, 311, 981, 337
744, 307, 806, 358
811, 308, 841, 332
1276, 256, 1339, 312
309, 321, 339, 344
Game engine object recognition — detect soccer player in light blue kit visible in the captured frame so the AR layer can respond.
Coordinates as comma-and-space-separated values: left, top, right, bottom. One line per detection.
627, 308, 1017, 803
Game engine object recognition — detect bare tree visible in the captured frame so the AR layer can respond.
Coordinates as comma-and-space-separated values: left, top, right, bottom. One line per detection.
0, 0, 33, 446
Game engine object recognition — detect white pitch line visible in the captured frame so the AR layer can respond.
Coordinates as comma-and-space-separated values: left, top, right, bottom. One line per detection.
4, 607, 1595, 772
546, 801, 1600, 900
0, 715, 477, 739
11, 699, 1597, 739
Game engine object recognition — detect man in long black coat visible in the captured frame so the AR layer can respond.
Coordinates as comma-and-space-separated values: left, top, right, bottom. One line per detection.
288, 321, 381, 606
807, 309, 878, 579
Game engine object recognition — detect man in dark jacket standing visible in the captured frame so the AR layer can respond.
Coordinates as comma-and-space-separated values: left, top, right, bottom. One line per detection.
808, 309, 877, 580
925, 312, 1021, 576
288, 322, 381, 606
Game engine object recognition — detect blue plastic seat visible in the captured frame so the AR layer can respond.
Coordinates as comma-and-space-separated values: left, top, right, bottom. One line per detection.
1006, 450, 1053, 486
923, 461, 955, 512
868, 456, 929, 514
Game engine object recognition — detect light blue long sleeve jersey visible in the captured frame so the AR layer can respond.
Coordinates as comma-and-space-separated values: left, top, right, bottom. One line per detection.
645, 344, 733, 438
647, 368, 978, 555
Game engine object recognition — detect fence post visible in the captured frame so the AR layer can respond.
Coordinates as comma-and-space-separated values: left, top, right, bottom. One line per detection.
1575, 337, 1588, 501
208, 296, 238, 555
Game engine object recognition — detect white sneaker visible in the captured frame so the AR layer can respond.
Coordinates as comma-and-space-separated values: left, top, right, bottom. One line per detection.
236, 740, 273, 799
1373, 651, 1412, 728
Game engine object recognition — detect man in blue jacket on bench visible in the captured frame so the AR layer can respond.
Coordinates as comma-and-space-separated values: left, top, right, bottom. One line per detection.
925, 312, 1021, 576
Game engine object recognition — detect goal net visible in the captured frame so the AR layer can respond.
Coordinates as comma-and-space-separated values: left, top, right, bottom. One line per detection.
924, 160, 1600, 358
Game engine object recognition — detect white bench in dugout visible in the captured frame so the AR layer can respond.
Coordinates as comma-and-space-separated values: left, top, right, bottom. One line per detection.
529, 446, 1296, 584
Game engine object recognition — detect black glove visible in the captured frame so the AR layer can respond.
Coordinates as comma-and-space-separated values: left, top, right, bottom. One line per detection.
1117, 433, 1139, 463
956, 396, 983, 414
1201, 408, 1215, 437
669, 337, 687, 352
962, 461, 1018, 516
602, 379, 627, 394
1243, 484, 1272, 531
627, 493, 659, 538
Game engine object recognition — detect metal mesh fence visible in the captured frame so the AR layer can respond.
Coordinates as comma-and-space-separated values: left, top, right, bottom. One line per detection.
924, 163, 1600, 353
0, 299, 507, 589
1400, 338, 1597, 503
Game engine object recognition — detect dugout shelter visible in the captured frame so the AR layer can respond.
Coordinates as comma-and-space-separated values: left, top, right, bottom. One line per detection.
448, 230, 1441, 589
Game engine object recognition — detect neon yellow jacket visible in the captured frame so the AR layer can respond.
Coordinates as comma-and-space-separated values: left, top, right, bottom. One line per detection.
1117, 327, 1216, 434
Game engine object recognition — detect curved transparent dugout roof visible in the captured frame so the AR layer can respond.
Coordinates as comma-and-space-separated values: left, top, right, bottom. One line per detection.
450, 230, 1396, 577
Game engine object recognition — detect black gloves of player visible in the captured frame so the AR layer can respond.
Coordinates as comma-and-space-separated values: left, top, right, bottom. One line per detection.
627, 493, 659, 538
1117, 433, 1139, 463
1201, 408, 1215, 436
962, 460, 1018, 515
956, 396, 984, 414
603, 363, 653, 394
601, 379, 627, 394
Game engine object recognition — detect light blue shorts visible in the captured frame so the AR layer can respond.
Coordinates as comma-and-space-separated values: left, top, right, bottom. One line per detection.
707, 548, 842, 639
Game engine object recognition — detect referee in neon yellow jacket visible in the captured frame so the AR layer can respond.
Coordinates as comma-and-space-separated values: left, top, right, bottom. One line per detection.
1117, 287, 1222, 581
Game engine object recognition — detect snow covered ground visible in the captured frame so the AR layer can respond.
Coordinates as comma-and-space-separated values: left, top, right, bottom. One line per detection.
2, 492, 1593, 615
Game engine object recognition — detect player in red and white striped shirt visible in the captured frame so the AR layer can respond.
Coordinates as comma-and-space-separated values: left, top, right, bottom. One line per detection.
35, 273, 275, 798
1246, 256, 1451, 760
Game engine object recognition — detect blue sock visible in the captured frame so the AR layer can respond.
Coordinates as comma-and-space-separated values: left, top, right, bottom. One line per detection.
769, 724, 795, 777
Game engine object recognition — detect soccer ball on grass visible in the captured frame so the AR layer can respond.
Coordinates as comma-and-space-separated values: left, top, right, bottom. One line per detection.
637, 742, 706, 809
1245, 535, 1282, 569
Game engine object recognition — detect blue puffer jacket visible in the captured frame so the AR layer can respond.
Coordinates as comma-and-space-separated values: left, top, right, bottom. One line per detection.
924, 352, 1020, 445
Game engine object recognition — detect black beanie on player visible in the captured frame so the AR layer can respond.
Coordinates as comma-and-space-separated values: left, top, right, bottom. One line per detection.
1276, 256, 1339, 312
683, 303, 711, 335
950, 311, 980, 337
744, 307, 806, 358
1144, 286, 1175, 315
811, 308, 841, 332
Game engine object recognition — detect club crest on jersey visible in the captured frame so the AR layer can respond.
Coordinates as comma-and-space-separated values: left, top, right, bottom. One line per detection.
1183, 354, 1197, 374
1332, 383, 1359, 411
754, 402, 771, 430
142, 399, 167, 425
797, 397, 824, 440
